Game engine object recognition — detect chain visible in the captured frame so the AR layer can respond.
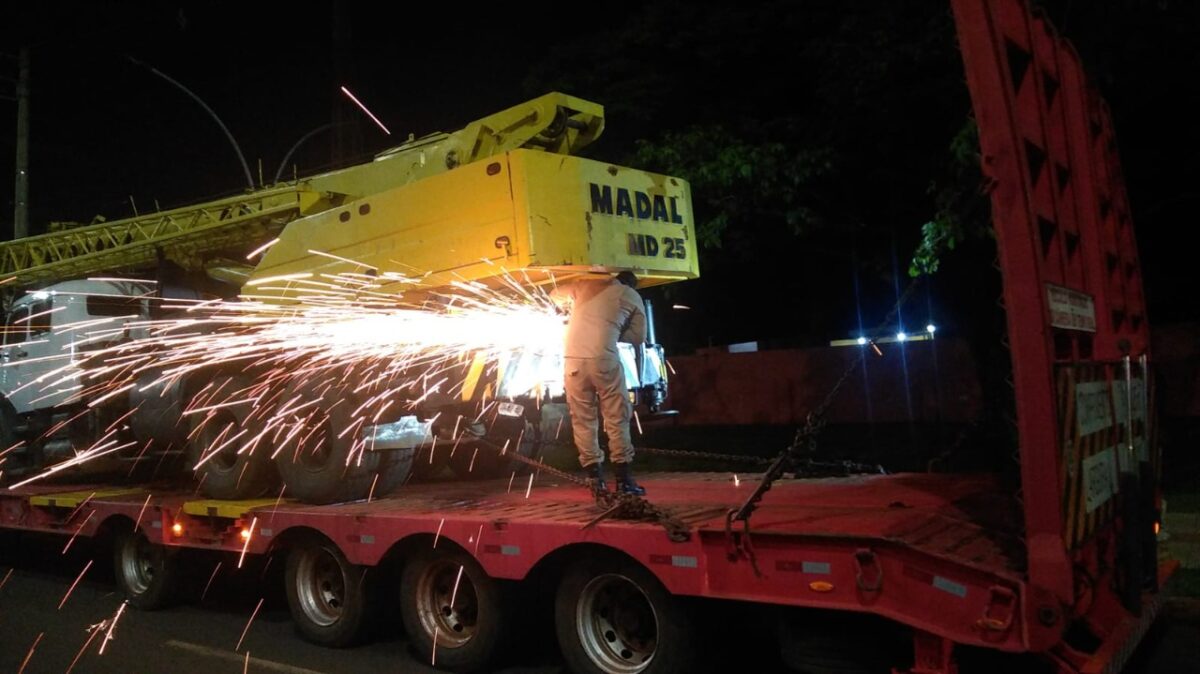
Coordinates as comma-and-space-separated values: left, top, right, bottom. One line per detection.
731, 278, 922, 525
636, 446, 774, 465
472, 437, 692, 542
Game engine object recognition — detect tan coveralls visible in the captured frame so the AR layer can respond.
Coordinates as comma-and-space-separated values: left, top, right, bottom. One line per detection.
551, 278, 647, 467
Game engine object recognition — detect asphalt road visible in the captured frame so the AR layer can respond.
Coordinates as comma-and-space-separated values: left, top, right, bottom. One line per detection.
0, 533, 1194, 674
0, 534, 559, 674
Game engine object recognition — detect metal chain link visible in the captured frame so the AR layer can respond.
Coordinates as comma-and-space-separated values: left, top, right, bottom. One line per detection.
636, 446, 774, 465
731, 278, 922, 524
472, 437, 692, 542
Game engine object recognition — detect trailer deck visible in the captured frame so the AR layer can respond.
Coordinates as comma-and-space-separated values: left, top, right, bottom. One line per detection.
2, 471, 1036, 652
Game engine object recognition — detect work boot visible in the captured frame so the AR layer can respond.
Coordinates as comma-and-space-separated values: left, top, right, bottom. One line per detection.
585, 463, 608, 496
613, 462, 646, 496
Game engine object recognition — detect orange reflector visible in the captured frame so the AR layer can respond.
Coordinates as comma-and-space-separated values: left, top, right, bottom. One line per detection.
172, 522, 183, 536
1154, 522, 1161, 535
809, 581, 834, 593
240, 528, 252, 541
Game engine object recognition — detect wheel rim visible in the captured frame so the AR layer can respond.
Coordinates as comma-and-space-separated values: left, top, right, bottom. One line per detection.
576, 573, 658, 673
198, 411, 240, 472
120, 533, 160, 595
295, 546, 347, 627
415, 558, 479, 648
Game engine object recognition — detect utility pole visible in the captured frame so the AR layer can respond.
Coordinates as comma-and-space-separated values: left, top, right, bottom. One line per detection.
13, 47, 31, 239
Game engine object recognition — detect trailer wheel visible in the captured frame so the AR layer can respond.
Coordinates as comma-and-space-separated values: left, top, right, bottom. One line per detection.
187, 375, 273, 500
556, 555, 696, 674
275, 379, 412, 504
448, 416, 540, 480
113, 528, 177, 609
400, 546, 511, 672
285, 537, 368, 647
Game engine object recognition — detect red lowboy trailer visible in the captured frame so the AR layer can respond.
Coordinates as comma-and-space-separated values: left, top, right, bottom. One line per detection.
0, 1, 1175, 672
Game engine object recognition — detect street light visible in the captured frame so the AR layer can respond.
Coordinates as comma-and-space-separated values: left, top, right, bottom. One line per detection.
126, 56, 254, 191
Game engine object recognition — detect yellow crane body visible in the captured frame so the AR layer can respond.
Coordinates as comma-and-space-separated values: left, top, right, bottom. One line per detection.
245, 149, 697, 299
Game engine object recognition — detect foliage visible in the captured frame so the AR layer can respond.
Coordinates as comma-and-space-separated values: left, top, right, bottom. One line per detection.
631, 126, 833, 249
909, 118, 991, 277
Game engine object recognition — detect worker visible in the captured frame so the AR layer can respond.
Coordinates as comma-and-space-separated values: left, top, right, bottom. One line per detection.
550, 271, 647, 496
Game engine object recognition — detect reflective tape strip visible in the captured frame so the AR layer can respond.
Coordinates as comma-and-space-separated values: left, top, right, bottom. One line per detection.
802, 561, 831, 575
671, 555, 697, 568
360, 535, 375, 545
260, 528, 273, 537
933, 576, 967, 598
501, 545, 520, 556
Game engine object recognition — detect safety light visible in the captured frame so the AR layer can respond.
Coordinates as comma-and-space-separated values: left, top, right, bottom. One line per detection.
171, 522, 183, 536
240, 528, 252, 541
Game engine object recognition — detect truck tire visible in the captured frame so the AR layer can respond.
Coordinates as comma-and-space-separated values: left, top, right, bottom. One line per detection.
409, 442, 452, 481
113, 528, 177, 610
556, 553, 697, 674
400, 546, 512, 672
187, 375, 274, 500
274, 378, 411, 504
448, 416, 540, 480
0, 399, 25, 483
285, 536, 369, 647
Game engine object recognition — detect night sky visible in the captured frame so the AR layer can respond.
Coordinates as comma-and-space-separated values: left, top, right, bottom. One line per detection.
3, 1, 1198, 350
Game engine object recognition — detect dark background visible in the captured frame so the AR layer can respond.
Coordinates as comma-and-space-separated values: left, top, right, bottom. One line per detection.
3, 1, 1196, 350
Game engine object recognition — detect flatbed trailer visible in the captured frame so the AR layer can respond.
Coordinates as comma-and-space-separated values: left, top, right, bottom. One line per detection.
0, 0, 1177, 672
0, 470, 1174, 673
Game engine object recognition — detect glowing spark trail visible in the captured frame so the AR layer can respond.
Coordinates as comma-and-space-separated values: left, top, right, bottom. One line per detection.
133, 494, 153, 532
340, 86, 391, 135
238, 517, 258, 569
59, 560, 93, 609
99, 601, 128, 655
13, 266, 569, 499
202, 562, 223, 602
66, 625, 104, 674
18, 632, 43, 674
237, 598, 265, 652
62, 510, 96, 554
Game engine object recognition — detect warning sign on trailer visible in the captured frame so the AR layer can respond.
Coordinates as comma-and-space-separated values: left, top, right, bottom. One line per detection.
1046, 284, 1096, 332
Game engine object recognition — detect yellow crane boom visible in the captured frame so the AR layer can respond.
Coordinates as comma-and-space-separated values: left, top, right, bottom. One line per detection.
2, 91, 697, 322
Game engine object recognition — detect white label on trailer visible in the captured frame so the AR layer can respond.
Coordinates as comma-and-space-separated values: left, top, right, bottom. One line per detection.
497, 402, 525, 418
672, 556, 698, 568
1076, 381, 1113, 436
1083, 447, 1119, 513
260, 528, 273, 537
1112, 378, 1148, 464
1047, 284, 1096, 332
501, 545, 520, 556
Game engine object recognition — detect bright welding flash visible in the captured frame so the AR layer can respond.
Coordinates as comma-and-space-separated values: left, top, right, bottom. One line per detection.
926, 324, 937, 334
856, 337, 867, 346
896, 332, 907, 342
